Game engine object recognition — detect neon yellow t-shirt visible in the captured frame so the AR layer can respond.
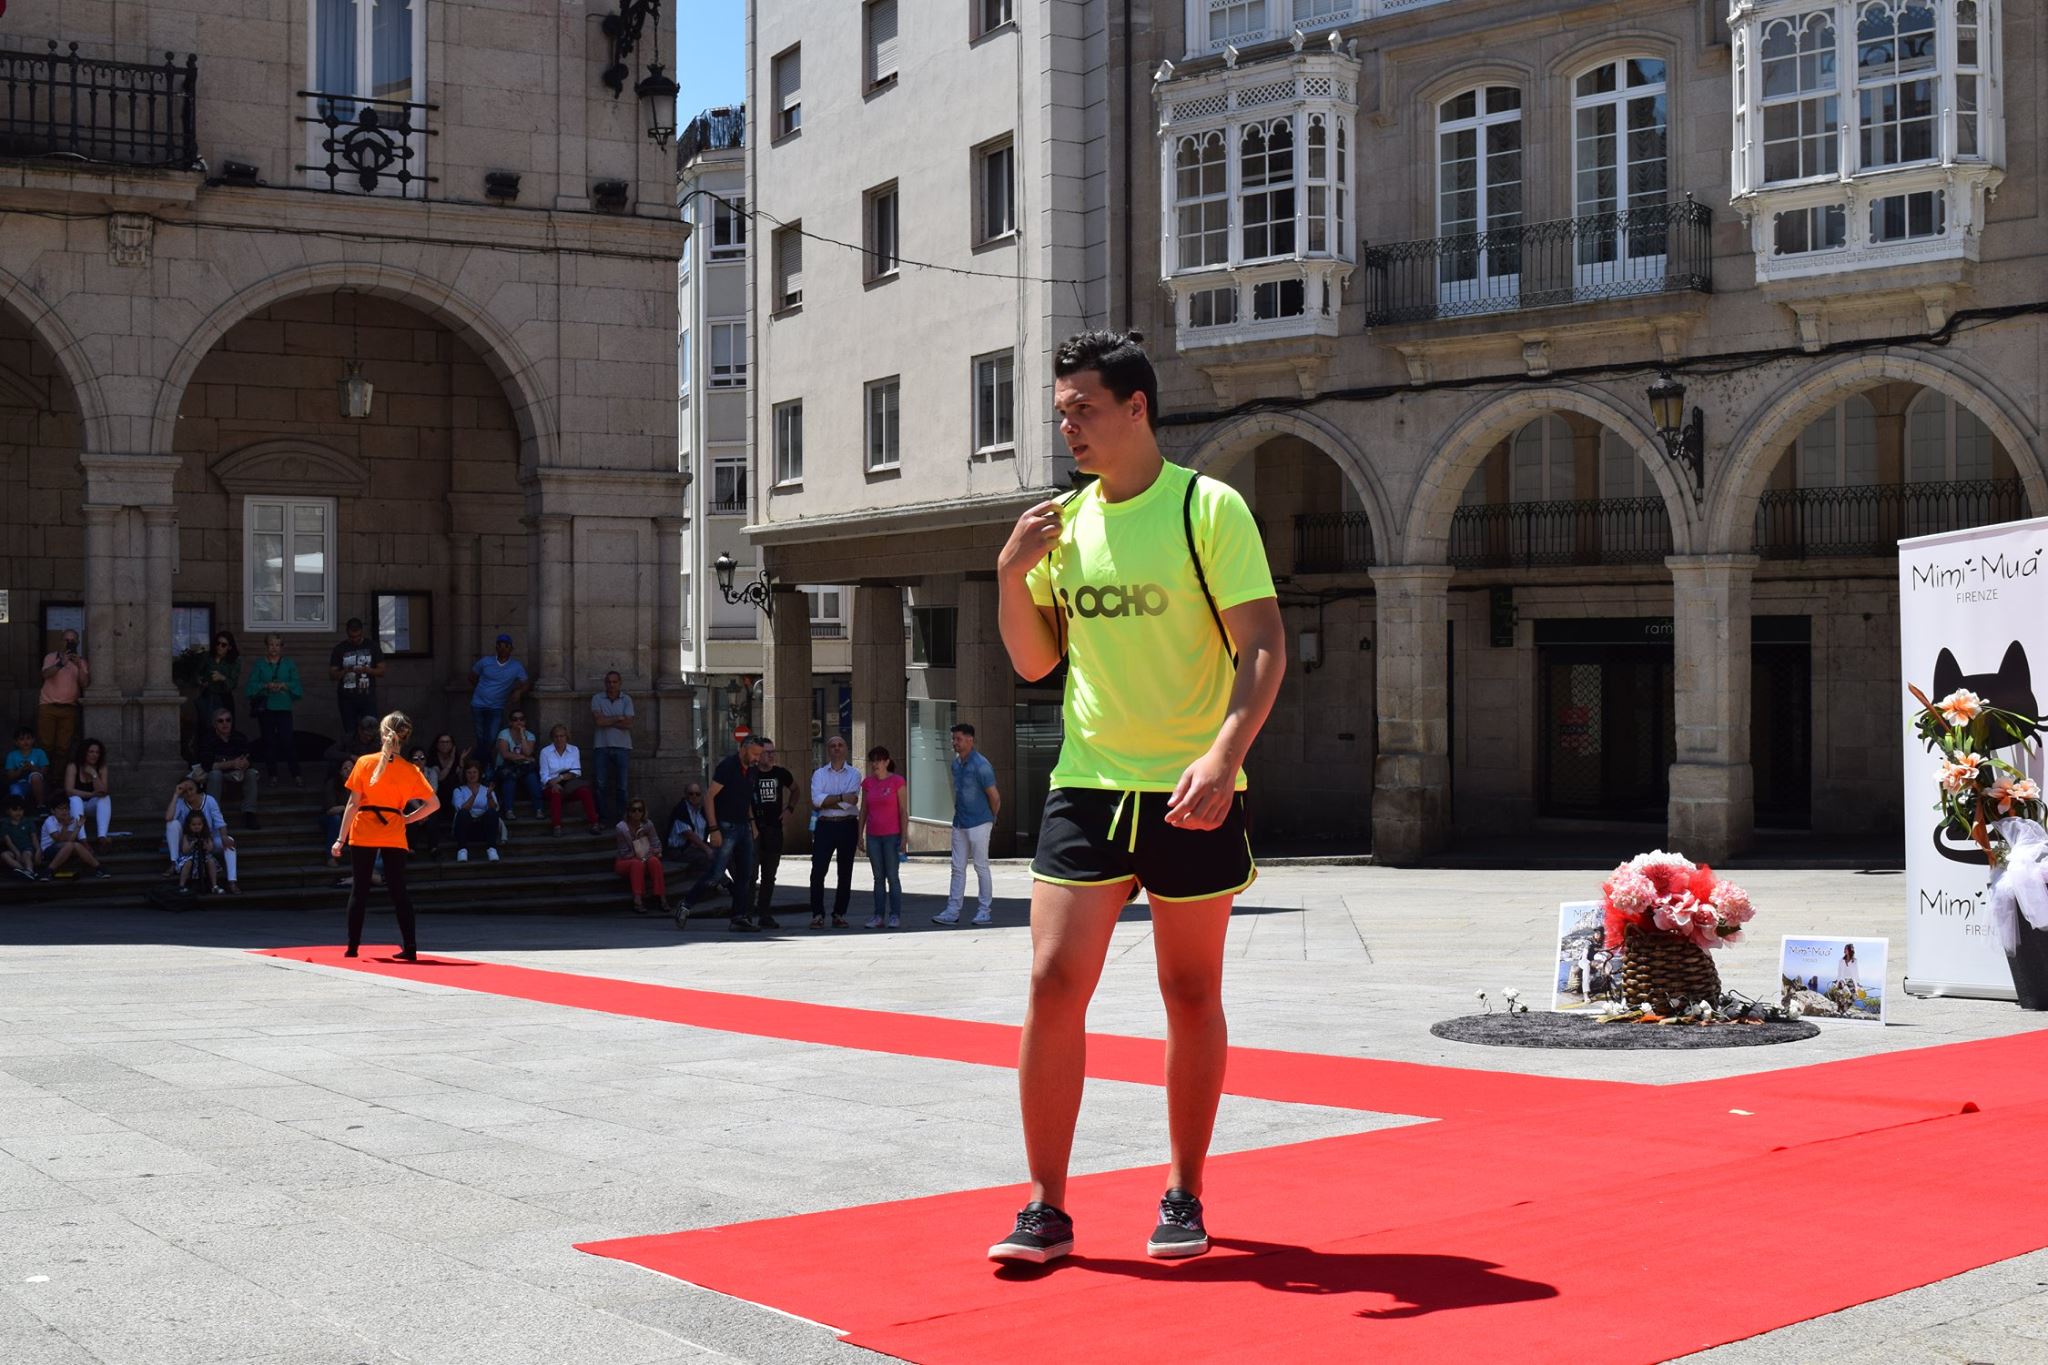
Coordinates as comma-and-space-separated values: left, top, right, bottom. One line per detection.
1026, 460, 1275, 792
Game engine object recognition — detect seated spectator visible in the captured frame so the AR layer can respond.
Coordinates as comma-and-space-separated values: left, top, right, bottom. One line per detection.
63, 737, 114, 851
539, 724, 600, 837
40, 801, 106, 879
6, 727, 49, 809
449, 762, 502, 863
615, 798, 667, 915
423, 732, 468, 799
165, 775, 240, 894
665, 783, 715, 881
496, 709, 542, 818
195, 709, 261, 830
173, 809, 224, 896
2, 792, 42, 881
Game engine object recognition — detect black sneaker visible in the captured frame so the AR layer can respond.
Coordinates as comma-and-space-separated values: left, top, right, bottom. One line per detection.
1147, 1188, 1208, 1259
988, 1201, 1074, 1264
729, 917, 759, 932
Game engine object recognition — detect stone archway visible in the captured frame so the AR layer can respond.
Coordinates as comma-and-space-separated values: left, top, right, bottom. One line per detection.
1181, 406, 1398, 561
1399, 383, 1698, 564
1706, 350, 2045, 555
149, 261, 560, 473
0, 267, 111, 455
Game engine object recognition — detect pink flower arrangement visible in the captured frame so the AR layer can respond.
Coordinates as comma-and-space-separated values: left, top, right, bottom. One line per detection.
1601, 850, 1755, 953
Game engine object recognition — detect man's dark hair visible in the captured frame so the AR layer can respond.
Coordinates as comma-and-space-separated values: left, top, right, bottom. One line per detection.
1053, 330, 1159, 430
345, 617, 364, 630
751, 735, 772, 747
950, 723, 976, 738
14, 727, 33, 741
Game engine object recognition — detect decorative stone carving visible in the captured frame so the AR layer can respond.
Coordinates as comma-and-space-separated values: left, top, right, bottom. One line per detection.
108, 213, 153, 267
211, 440, 371, 497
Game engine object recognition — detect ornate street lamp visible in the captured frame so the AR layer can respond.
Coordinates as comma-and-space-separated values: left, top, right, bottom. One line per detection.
1648, 370, 1705, 501
714, 551, 775, 620
338, 294, 373, 419
637, 63, 680, 150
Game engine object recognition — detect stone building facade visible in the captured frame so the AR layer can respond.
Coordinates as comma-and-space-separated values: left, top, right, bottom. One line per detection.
1, 0, 689, 792
1126, 0, 2042, 861
744, 0, 1108, 852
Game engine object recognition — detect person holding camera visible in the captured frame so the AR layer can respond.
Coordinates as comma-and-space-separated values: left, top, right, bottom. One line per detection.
37, 629, 90, 763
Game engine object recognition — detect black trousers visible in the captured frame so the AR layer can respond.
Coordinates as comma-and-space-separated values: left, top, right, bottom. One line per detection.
810, 818, 858, 917
346, 845, 415, 954
754, 824, 785, 916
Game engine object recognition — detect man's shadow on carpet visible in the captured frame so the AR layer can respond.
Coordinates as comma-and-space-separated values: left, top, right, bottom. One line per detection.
996, 1238, 1558, 1319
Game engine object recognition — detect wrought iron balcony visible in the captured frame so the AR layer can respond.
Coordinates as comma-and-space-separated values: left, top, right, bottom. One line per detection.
709, 494, 749, 516
1363, 200, 1713, 327
1293, 512, 1376, 574
810, 619, 846, 640
0, 41, 199, 169
678, 104, 744, 164
1754, 479, 2027, 560
1449, 496, 1675, 570
297, 91, 437, 198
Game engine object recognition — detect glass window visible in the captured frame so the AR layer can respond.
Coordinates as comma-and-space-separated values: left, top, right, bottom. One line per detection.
978, 0, 1014, 35
709, 322, 746, 387
805, 586, 846, 639
1759, 11, 1840, 183
711, 196, 748, 259
312, 0, 418, 102
1207, 0, 1266, 49
1772, 203, 1847, 254
1437, 87, 1523, 292
977, 137, 1016, 241
906, 697, 959, 822
1510, 415, 1575, 503
773, 46, 802, 137
1240, 119, 1296, 261
171, 604, 214, 656
1572, 58, 1668, 266
868, 183, 900, 278
1855, 1, 1938, 169
711, 454, 748, 514
973, 350, 1015, 453
866, 377, 901, 470
1794, 394, 1880, 487
1251, 278, 1305, 320
1188, 286, 1238, 328
1599, 428, 1650, 500
774, 225, 803, 309
774, 401, 804, 484
373, 590, 432, 656
1907, 390, 1995, 483
1174, 132, 1229, 269
1869, 188, 1944, 241
866, 0, 900, 88
244, 496, 335, 631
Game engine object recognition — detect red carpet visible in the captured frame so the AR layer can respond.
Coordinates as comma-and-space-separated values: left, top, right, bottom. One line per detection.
249, 945, 1642, 1119
253, 945, 2048, 1362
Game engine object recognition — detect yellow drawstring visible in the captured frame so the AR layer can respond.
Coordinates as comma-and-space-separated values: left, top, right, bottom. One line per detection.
1107, 790, 1129, 843
1105, 791, 1141, 854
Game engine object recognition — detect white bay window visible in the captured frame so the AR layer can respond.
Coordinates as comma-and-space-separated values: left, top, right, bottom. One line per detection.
1158, 49, 1358, 348
1731, 0, 2004, 281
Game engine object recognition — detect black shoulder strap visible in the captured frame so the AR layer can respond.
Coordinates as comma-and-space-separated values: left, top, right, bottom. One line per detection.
1182, 473, 1238, 671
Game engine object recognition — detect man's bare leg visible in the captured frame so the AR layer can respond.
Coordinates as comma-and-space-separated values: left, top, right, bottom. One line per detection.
1018, 878, 1130, 1211
1151, 893, 1232, 1197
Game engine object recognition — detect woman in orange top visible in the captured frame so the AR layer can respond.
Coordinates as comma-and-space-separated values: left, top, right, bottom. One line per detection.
331, 711, 440, 960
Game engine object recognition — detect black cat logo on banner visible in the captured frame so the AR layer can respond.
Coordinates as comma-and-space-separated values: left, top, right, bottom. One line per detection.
1929, 641, 2042, 864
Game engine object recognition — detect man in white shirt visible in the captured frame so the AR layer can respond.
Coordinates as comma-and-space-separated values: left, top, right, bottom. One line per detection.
808, 736, 862, 928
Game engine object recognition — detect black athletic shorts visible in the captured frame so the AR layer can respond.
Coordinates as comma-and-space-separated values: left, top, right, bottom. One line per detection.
1029, 787, 1255, 903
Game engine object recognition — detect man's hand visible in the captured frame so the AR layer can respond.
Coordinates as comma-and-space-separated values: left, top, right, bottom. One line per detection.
996, 499, 1064, 582
1164, 750, 1236, 831
708, 829, 723, 847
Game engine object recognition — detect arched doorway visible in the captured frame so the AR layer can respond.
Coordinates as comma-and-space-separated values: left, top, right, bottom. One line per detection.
164, 290, 530, 760
0, 299, 88, 751
1189, 414, 1389, 844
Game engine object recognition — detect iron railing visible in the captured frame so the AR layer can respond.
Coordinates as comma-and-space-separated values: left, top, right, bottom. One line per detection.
709, 494, 749, 516
1449, 496, 1675, 569
1293, 512, 1376, 573
1364, 199, 1713, 326
1754, 479, 2028, 560
0, 41, 199, 169
297, 91, 437, 198
810, 619, 846, 640
678, 104, 744, 163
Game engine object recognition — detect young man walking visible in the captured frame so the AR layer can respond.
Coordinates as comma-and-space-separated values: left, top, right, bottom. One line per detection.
987, 331, 1284, 1265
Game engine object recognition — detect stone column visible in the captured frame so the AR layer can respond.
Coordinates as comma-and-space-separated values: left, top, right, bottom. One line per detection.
141, 508, 177, 694
1370, 565, 1454, 865
80, 504, 121, 708
533, 514, 573, 691
449, 532, 480, 681
654, 517, 686, 690
763, 586, 814, 850
1667, 554, 1757, 862
850, 584, 907, 771
955, 577, 1018, 856
646, 516, 697, 790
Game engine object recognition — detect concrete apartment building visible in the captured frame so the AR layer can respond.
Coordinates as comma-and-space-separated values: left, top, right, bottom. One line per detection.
744, 0, 1108, 852
675, 103, 851, 775
1124, 0, 2041, 862
1, 0, 689, 790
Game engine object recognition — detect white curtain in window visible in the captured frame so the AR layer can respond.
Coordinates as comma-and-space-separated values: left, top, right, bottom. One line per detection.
1511, 415, 1574, 502
370, 0, 413, 100
317, 0, 358, 94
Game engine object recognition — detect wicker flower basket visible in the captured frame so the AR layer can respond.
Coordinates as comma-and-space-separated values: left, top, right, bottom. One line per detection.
1619, 926, 1723, 1012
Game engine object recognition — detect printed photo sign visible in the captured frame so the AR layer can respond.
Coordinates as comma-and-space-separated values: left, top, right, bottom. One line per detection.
1781, 935, 1888, 1024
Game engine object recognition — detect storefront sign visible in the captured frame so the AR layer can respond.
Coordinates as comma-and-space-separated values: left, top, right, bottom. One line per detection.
1899, 514, 2048, 999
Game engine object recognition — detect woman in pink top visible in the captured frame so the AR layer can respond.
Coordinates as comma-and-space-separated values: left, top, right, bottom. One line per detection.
859, 746, 908, 929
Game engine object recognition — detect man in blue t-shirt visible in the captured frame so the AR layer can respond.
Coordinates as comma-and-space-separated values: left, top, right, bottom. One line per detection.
469, 634, 530, 765
932, 723, 1001, 926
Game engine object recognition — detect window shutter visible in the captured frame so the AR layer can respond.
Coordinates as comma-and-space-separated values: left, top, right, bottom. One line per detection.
869, 0, 899, 83
779, 230, 804, 303
776, 50, 801, 116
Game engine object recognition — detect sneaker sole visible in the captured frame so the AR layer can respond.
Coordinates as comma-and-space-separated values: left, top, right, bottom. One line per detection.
1145, 1235, 1210, 1259
988, 1238, 1073, 1264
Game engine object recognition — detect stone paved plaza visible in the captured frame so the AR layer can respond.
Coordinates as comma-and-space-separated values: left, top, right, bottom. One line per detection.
3, 860, 2046, 1365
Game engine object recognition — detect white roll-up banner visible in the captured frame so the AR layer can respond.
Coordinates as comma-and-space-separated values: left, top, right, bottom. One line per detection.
1899, 514, 2048, 998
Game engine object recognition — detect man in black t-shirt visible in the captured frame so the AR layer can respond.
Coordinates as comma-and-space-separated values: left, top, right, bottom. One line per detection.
328, 618, 386, 735
748, 737, 798, 929
677, 735, 764, 932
